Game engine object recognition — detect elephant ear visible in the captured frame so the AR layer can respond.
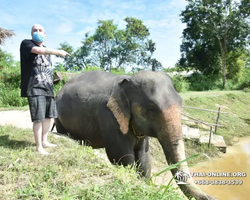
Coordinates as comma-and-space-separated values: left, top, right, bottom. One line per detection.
107, 78, 131, 134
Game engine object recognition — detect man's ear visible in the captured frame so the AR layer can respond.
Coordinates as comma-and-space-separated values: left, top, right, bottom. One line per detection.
107, 78, 131, 134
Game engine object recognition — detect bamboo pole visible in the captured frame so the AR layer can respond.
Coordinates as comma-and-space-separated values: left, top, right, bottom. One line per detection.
181, 113, 224, 127
182, 106, 227, 114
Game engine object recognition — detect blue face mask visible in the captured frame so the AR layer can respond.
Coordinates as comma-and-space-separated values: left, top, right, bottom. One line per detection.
33, 32, 44, 42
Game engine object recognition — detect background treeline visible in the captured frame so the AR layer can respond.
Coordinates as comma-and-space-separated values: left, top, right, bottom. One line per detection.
54, 17, 163, 72
0, 0, 249, 107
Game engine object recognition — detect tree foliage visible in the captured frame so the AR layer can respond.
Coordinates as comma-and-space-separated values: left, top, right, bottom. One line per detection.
0, 27, 15, 45
56, 18, 162, 72
0, 48, 27, 107
179, 0, 250, 88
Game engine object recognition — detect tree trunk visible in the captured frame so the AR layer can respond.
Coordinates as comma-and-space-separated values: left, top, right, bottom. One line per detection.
222, 55, 226, 89
218, 38, 227, 89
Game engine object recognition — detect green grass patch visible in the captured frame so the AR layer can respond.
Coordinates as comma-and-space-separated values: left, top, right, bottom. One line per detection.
178, 90, 250, 164
181, 90, 250, 144
0, 125, 186, 200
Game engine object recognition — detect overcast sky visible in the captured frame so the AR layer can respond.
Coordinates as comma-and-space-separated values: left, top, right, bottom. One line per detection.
1, 0, 187, 69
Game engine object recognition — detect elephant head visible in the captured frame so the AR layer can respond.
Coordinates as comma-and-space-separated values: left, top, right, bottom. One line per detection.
107, 71, 214, 200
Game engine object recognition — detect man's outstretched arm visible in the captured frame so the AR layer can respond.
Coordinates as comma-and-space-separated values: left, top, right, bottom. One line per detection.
31, 46, 70, 57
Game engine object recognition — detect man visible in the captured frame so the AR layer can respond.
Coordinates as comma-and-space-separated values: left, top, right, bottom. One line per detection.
20, 24, 70, 154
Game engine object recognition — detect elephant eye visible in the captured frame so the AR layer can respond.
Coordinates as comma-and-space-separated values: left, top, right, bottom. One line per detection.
147, 106, 155, 111
146, 104, 157, 114
147, 103, 157, 109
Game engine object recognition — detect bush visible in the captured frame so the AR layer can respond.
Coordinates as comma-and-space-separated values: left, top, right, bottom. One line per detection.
0, 51, 28, 107
0, 85, 28, 107
237, 67, 250, 89
187, 73, 222, 91
172, 75, 190, 92
83, 66, 104, 72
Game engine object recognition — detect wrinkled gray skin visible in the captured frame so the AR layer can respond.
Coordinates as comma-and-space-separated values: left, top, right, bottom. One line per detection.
55, 70, 214, 200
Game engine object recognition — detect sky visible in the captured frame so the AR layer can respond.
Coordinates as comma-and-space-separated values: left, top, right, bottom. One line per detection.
0, 0, 187, 69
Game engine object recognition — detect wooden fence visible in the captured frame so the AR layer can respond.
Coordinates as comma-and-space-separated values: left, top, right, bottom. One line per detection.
181, 106, 228, 147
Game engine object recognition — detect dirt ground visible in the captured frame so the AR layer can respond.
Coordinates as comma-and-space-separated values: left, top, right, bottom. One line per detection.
0, 110, 33, 129
0, 110, 56, 131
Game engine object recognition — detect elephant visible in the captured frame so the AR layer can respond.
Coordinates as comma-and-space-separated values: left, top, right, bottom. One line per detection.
55, 70, 214, 200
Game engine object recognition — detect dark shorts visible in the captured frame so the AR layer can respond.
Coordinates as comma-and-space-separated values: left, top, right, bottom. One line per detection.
28, 96, 57, 122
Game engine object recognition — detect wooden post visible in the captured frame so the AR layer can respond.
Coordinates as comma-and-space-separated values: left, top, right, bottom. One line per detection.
214, 107, 221, 135
208, 126, 213, 148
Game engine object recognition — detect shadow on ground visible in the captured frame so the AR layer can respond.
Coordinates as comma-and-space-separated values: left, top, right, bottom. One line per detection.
0, 135, 33, 149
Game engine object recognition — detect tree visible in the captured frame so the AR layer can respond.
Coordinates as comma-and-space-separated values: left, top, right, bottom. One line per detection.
0, 48, 16, 69
90, 19, 118, 71
54, 42, 74, 71
55, 40, 92, 71
0, 48, 21, 89
226, 49, 248, 82
0, 28, 15, 45
58, 18, 161, 72
180, 0, 250, 88
179, 41, 221, 76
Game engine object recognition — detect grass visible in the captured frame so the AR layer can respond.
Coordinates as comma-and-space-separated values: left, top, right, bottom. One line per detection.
181, 90, 250, 143
0, 125, 186, 200
180, 90, 250, 164
0, 105, 29, 111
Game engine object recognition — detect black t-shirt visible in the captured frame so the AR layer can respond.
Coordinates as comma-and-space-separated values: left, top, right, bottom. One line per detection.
20, 39, 54, 97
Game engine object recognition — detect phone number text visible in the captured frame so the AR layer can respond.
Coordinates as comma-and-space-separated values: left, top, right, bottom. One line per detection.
195, 180, 243, 185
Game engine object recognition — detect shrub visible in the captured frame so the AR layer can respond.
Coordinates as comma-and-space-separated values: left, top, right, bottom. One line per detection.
188, 73, 222, 91
83, 66, 104, 72
0, 84, 28, 107
237, 67, 250, 89
0, 51, 28, 107
172, 75, 190, 92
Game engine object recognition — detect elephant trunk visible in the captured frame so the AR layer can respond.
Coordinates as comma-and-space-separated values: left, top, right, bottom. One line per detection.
157, 105, 215, 200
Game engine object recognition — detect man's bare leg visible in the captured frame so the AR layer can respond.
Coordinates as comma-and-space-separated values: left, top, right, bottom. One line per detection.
33, 121, 49, 154
42, 118, 57, 148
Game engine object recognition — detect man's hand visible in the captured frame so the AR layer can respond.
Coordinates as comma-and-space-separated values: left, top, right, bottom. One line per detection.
56, 50, 71, 58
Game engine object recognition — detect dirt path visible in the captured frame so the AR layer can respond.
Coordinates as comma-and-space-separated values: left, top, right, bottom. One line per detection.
0, 110, 32, 129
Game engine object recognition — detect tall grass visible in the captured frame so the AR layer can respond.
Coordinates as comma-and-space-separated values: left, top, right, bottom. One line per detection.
0, 125, 187, 200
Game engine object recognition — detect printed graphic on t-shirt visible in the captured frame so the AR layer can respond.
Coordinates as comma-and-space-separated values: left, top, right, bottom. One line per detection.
33, 55, 53, 87
34, 66, 53, 85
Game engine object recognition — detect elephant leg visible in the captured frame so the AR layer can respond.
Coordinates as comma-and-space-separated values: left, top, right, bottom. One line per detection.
97, 109, 135, 166
134, 137, 151, 179
54, 118, 67, 134
104, 132, 136, 166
